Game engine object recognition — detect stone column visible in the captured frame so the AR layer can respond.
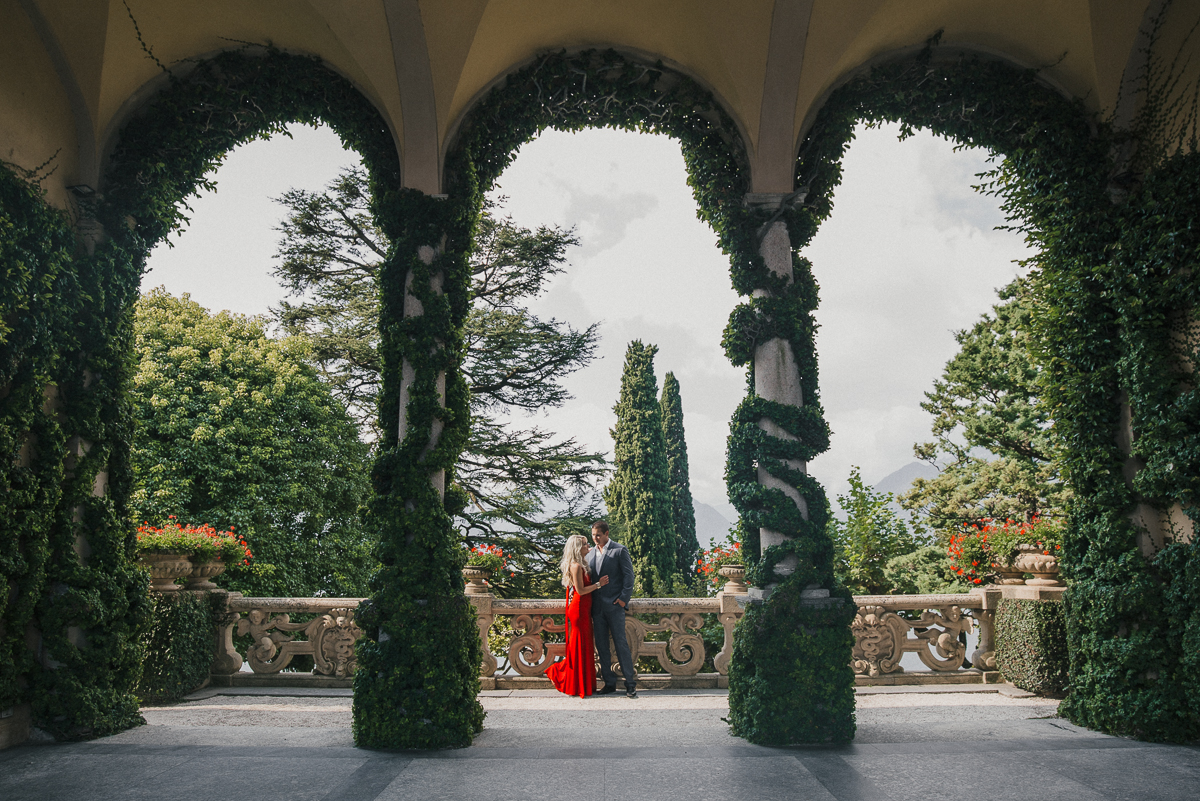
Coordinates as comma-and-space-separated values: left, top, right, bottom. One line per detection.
746, 195, 811, 584
397, 242, 447, 498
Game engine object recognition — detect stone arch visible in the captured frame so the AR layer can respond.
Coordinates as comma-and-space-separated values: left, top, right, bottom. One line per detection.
790, 39, 1098, 249
95, 47, 402, 258
441, 46, 755, 188
422, 48, 855, 745
2, 47, 409, 741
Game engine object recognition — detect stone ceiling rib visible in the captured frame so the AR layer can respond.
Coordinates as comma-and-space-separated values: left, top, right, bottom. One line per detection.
753, 0, 814, 193
19, 0, 97, 187
384, 0, 440, 193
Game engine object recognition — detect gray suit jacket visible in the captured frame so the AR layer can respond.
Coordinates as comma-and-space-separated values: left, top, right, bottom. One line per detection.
589, 541, 635, 607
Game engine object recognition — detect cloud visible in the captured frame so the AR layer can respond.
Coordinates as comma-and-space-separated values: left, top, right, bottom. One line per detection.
143, 121, 1032, 524
562, 188, 658, 256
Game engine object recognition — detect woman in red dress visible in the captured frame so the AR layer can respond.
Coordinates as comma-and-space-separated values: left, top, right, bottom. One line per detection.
546, 534, 609, 697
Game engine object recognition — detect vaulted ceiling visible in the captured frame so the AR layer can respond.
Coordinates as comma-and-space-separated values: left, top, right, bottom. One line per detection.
2, 0, 1188, 208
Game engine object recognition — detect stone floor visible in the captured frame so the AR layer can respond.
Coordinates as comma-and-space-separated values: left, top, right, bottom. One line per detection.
1, 687, 1197, 801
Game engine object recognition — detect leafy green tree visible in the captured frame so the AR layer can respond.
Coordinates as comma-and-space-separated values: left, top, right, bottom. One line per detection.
271, 168, 607, 595
899, 279, 1068, 538
830, 466, 920, 595
130, 288, 373, 597
660, 372, 699, 577
882, 546, 969, 594
605, 341, 676, 594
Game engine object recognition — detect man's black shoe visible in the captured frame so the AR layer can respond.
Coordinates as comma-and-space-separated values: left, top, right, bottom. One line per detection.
597, 685, 617, 695
626, 688, 638, 698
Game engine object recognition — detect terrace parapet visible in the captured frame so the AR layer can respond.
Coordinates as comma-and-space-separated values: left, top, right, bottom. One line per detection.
207, 585, 1063, 689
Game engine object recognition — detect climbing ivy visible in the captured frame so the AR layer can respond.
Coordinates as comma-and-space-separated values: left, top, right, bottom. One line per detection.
7, 25, 1200, 747
136, 591, 221, 703
89, 48, 488, 750
789, 32, 1200, 742
0, 165, 73, 721
1, 48, 438, 742
449, 49, 852, 744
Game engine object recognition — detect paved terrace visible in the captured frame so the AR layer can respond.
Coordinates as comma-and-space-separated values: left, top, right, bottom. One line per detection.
1, 687, 1196, 801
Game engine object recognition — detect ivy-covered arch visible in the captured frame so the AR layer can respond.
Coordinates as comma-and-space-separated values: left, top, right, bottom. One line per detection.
790, 37, 1200, 742
429, 49, 856, 746
0, 47, 414, 740
717, 43, 1102, 746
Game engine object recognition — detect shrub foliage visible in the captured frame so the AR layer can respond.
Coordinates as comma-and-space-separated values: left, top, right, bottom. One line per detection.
136, 592, 221, 703
995, 599, 1068, 697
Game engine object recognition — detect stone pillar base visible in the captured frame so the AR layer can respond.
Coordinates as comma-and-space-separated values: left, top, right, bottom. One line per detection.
0, 703, 32, 750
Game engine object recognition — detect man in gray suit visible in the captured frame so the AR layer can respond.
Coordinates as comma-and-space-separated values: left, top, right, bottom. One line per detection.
588, 520, 638, 697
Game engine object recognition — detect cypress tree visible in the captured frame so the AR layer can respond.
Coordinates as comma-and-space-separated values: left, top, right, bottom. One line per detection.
604, 341, 676, 594
660, 372, 699, 578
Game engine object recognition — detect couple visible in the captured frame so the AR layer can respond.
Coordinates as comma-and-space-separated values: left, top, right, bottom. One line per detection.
545, 520, 638, 699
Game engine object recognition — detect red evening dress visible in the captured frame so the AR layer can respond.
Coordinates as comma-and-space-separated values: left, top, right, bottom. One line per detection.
546, 573, 594, 697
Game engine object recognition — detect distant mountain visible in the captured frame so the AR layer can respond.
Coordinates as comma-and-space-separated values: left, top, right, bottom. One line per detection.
874, 461, 939, 497
693, 500, 734, 550
874, 461, 939, 519
690, 463, 935, 549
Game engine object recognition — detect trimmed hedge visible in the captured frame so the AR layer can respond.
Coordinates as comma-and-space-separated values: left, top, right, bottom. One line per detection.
996, 599, 1068, 697
136, 591, 220, 704
726, 583, 857, 744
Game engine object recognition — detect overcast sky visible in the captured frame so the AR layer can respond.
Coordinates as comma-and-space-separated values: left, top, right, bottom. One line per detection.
143, 122, 1029, 523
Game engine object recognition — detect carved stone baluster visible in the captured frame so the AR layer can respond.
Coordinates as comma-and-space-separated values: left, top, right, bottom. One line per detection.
307, 609, 363, 678
851, 605, 906, 676
969, 587, 1000, 671
713, 589, 744, 676
209, 591, 243, 676
467, 592, 497, 684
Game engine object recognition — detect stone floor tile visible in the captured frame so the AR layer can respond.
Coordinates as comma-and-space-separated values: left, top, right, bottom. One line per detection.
1022, 745, 1200, 801
843, 749, 1110, 801
99, 723, 356, 748
601, 757, 836, 801
376, 758, 604, 800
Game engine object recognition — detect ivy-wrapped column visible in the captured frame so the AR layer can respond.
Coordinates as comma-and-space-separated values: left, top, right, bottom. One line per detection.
725, 195, 856, 745
351, 189, 483, 749
750, 219, 808, 579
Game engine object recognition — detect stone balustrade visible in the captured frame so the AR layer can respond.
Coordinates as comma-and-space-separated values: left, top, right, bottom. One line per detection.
207, 585, 1060, 688
852, 593, 992, 681
210, 594, 366, 685
467, 592, 746, 689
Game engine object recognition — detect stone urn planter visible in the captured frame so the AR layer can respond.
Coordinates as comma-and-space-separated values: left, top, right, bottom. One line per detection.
463, 567, 493, 595
717, 565, 748, 593
1013, 543, 1063, 586
141, 552, 192, 593
186, 559, 227, 591
991, 563, 1026, 586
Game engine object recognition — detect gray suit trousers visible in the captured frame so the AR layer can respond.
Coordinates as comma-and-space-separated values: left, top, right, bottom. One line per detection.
592, 599, 636, 689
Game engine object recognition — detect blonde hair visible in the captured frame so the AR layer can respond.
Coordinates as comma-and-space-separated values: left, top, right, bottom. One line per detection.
559, 534, 591, 588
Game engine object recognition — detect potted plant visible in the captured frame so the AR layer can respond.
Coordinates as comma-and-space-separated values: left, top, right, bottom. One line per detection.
183, 523, 252, 590
136, 519, 193, 593
698, 538, 744, 593
136, 518, 252, 592
1012, 517, 1064, 586
948, 521, 1026, 586
463, 544, 507, 594
947, 526, 991, 586
981, 519, 1031, 585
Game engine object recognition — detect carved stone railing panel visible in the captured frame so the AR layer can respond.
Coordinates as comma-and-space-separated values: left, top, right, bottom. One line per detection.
850, 594, 980, 678
486, 596, 734, 679
212, 594, 366, 678
209, 588, 1019, 684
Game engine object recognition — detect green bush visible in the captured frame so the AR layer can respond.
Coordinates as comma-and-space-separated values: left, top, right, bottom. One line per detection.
995, 598, 1068, 696
136, 592, 220, 703
727, 581, 857, 744
884, 546, 971, 594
